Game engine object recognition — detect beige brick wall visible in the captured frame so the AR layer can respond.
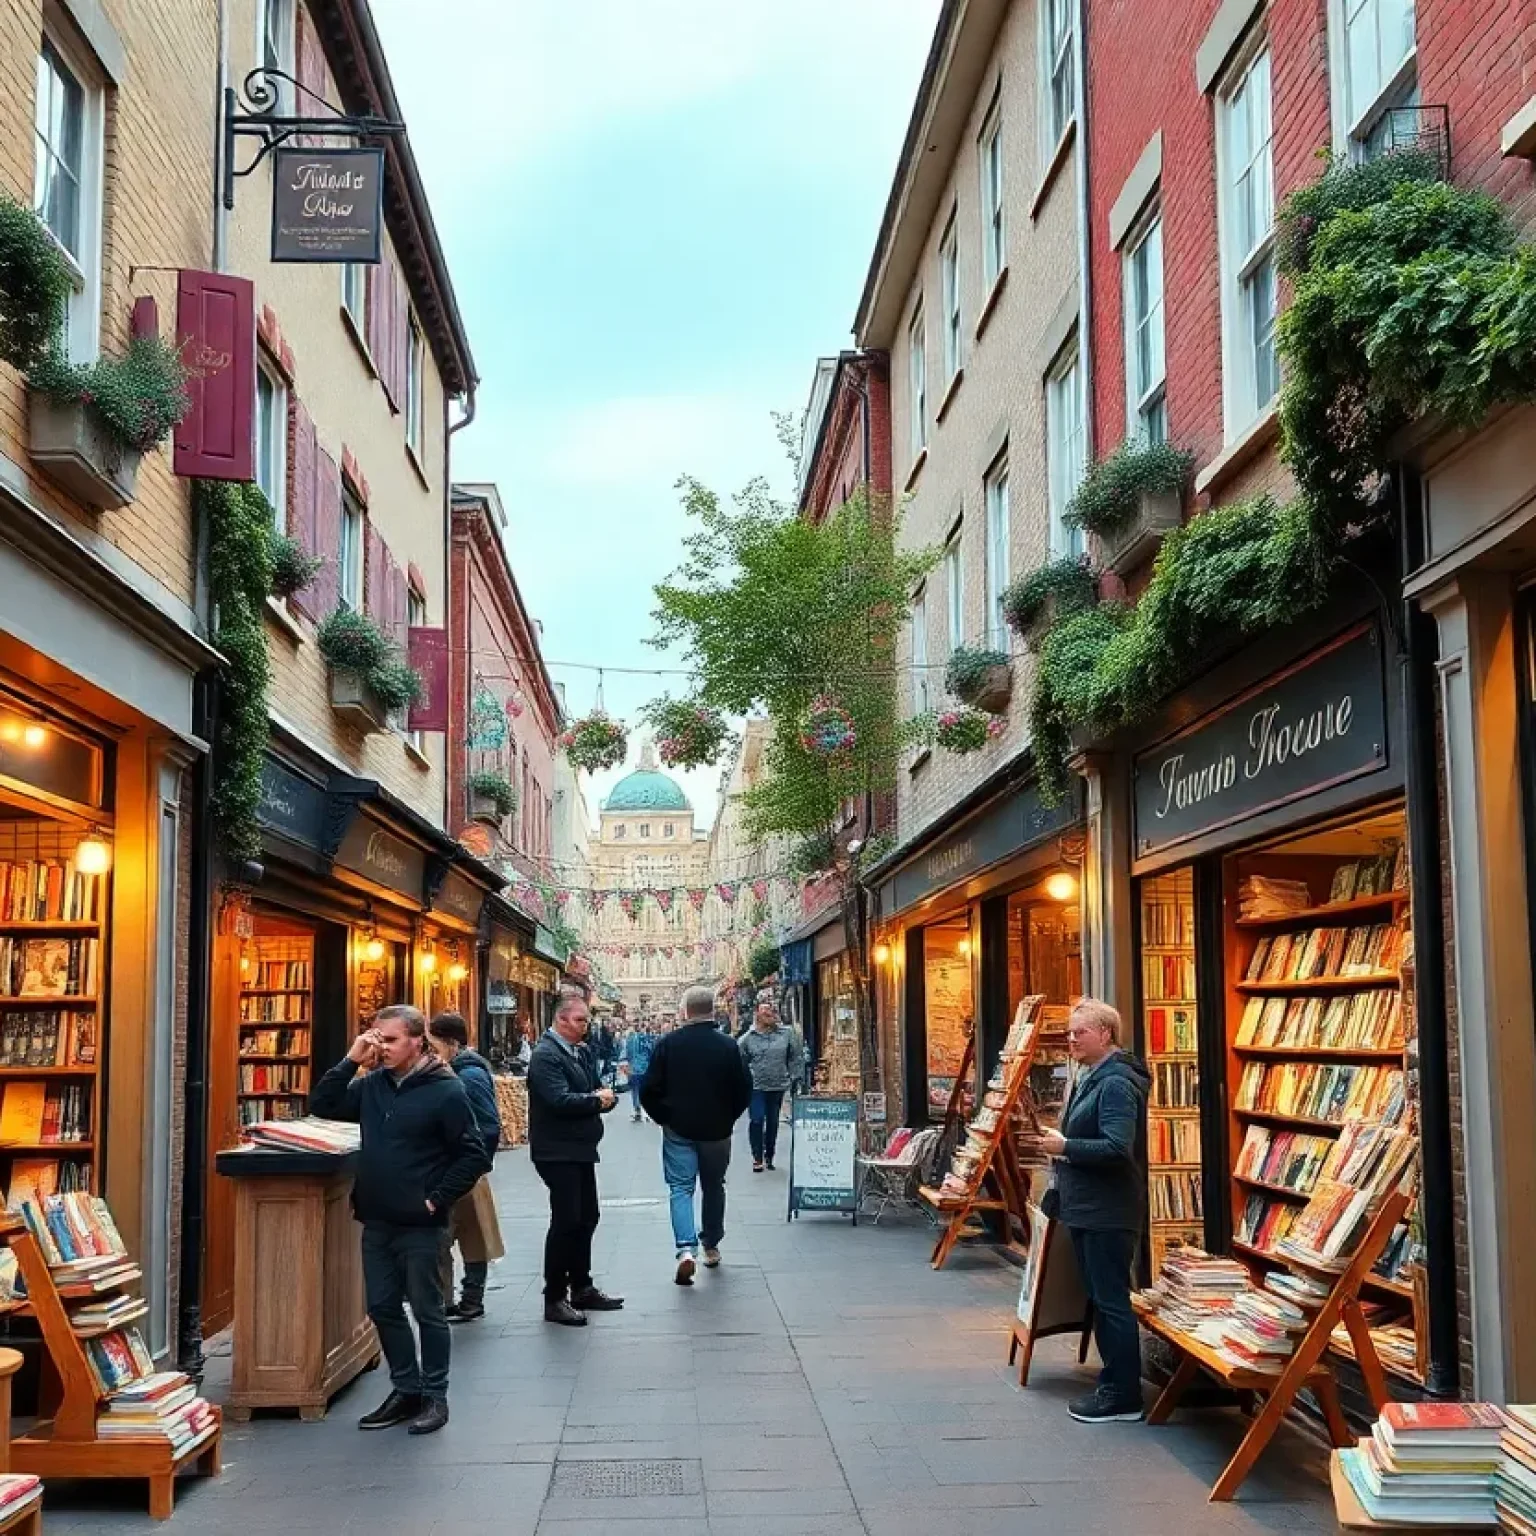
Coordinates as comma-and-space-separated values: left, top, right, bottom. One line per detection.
0, 0, 214, 609
884, 0, 1080, 848
228, 0, 450, 825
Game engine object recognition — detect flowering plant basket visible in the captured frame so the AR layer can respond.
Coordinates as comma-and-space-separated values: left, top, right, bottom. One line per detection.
798, 696, 856, 758
934, 707, 1004, 755
559, 710, 628, 773
643, 698, 735, 769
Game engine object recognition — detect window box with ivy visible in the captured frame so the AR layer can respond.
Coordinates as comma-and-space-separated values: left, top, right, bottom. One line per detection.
27, 394, 140, 510
1002, 555, 1098, 652
943, 644, 1012, 714
468, 770, 518, 826
316, 609, 422, 736
1066, 439, 1192, 578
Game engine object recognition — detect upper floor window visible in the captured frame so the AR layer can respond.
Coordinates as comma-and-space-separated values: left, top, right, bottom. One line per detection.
257, 0, 295, 112
613, 824, 627, 840
342, 263, 366, 330
940, 216, 962, 385
339, 491, 363, 610
639, 823, 651, 840
405, 313, 425, 458
34, 35, 102, 361
944, 536, 964, 655
663, 822, 675, 838
1046, 345, 1085, 556
908, 304, 928, 454
979, 103, 1006, 287
984, 460, 1011, 649
1218, 44, 1278, 435
910, 586, 931, 716
1333, 0, 1416, 154
255, 360, 288, 519
1042, 0, 1076, 151
1124, 213, 1167, 443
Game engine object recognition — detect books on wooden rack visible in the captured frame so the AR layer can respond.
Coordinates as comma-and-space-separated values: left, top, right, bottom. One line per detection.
240, 992, 308, 1023
1330, 1304, 1418, 1377
1338, 1402, 1504, 1527
1138, 1248, 1250, 1339
1146, 1005, 1197, 1054
1235, 1124, 1334, 1193
100, 1371, 217, 1452
0, 859, 102, 922
1151, 1058, 1199, 1109
1218, 1288, 1310, 1373
1235, 990, 1403, 1051
0, 1079, 90, 1144
0, 1007, 96, 1066
5, 1156, 89, 1210
238, 1027, 308, 1057
1238, 876, 1312, 919
1499, 1407, 1536, 1534
15, 1191, 129, 1271
1150, 1169, 1202, 1222
1237, 1193, 1298, 1250
239, 1115, 359, 1154
1143, 950, 1195, 1002
0, 935, 99, 997
1245, 923, 1404, 983
248, 958, 310, 990
1150, 1115, 1203, 1164
0, 1475, 40, 1523
1234, 1060, 1404, 1123
1276, 1125, 1417, 1269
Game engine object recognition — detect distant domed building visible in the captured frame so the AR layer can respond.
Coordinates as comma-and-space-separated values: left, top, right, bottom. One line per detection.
585, 741, 709, 1017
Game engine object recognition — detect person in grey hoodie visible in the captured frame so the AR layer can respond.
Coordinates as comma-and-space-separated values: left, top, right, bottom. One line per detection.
1022, 997, 1150, 1425
738, 1001, 804, 1172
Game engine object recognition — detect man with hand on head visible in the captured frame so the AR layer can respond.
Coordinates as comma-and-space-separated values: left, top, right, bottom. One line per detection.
310, 1004, 490, 1436
528, 989, 624, 1325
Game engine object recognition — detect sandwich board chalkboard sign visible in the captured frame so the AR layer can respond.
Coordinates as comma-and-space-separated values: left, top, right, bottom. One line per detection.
787, 1095, 858, 1222
1006, 1202, 1093, 1386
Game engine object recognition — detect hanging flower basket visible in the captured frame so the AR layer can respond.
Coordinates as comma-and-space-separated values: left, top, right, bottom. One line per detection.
643, 698, 734, 769
559, 710, 628, 773
799, 696, 856, 758
504, 688, 526, 720
935, 708, 1005, 755
944, 644, 1013, 714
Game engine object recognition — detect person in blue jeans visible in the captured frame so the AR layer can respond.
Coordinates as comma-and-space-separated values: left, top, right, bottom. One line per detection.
622, 1024, 657, 1120
640, 986, 752, 1283
738, 1002, 804, 1171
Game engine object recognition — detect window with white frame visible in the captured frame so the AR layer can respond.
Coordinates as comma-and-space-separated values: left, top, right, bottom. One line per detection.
910, 586, 931, 716
405, 313, 425, 457
1046, 346, 1086, 556
1042, 0, 1076, 151
944, 536, 964, 654
342, 263, 366, 330
254, 360, 287, 521
984, 460, 1011, 648
1333, 0, 1416, 154
979, 103, 1006, 287
33, 34, 102, 362
257, 0, 295, 111
1124, 213, 1167, 442
908, 304, 928, 454
1218, 44, 1279, 434
940, 217, 962, 385
339, 492, 363, 610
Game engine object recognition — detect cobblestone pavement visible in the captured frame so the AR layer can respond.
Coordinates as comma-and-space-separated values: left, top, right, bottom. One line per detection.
45, 1112, 1338, 1534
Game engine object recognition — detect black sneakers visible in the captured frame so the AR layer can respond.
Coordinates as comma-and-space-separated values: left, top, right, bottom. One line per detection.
1068, 1387, 1144, 1424
358, 1389, 422, 1430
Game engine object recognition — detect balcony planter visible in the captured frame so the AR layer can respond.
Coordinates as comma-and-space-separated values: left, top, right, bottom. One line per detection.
967, 663, 1012, 714
944, 645, 1013, 715
328, 668, 391, 734
28, 394, 140, 511
1097, 488, 1183, 577
468, 790, 504, 826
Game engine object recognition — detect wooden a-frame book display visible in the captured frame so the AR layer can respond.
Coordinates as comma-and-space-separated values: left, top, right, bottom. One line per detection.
1, 1210, 222, 1520
1006, 1202, 1093, 1387
919, 997, 1043, 1271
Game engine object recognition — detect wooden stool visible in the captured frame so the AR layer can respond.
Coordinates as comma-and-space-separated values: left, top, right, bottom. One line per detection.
0, 1349, 42, 1536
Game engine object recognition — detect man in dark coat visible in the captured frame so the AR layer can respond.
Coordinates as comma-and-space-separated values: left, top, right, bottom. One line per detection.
1023, 998, 1151, 1424
527, 990, 623, 1325
428, 1012, 504, 1322
311, 1004, 490, 1435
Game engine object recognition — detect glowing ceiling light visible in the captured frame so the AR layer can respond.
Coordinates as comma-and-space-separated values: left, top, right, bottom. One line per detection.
1045, 871, 1079, 903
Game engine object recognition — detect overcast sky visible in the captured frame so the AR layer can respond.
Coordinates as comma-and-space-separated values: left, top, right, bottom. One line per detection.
372, 1, 940, 832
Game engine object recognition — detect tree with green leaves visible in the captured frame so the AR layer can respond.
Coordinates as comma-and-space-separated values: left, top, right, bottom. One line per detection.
649, 475, 935, 1091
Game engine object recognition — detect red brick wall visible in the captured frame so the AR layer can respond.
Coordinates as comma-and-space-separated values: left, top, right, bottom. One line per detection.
802, 355, 891, 524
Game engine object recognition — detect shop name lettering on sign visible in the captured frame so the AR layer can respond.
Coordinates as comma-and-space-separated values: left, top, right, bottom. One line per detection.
364, 830, 406, 879
926, 839, 974, 884
287, 159, 365, 218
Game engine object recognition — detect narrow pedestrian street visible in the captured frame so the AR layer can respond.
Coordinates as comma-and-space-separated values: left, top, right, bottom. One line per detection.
42, 1113, 1331, 1535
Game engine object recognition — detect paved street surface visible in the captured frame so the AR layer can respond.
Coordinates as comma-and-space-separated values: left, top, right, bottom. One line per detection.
46, 1113, 1336, 1534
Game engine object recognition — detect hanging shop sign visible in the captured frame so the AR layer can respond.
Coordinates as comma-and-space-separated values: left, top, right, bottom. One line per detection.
787, 1095, 859, 1222
334, 815, 427, 903
257, 757, 327, 851
270, 147, 385, 263
432, 868, 486, 930
1132, 623, 1389, 858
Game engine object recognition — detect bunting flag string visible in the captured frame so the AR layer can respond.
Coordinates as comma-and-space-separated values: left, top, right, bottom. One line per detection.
654, 889, 674, 916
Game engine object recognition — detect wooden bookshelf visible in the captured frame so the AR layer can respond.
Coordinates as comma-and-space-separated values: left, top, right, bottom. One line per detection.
1235, 890, 1409, 929
237, 932, 314, 1130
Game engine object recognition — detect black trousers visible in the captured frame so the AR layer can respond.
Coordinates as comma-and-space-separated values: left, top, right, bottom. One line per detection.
361, 1222, 451, 1397
1068, 1225, 1141, 1402
534, 1159, 600, 1301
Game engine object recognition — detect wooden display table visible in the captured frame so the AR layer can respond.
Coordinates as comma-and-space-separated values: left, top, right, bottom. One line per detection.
0, 1349, 40, 1536
215, 1147, 378, 1421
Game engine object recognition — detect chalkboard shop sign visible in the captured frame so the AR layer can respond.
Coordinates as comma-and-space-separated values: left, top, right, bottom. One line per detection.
271, 147, 384, 264
1133, 624, 1388, 857
787, 1096, 858, 1222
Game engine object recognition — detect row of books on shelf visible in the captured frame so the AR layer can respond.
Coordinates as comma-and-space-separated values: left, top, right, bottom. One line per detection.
1235, 1060, 1404, 1123
240, 994, 308, 1023
1142, 952, 1195, 1004
0, 935, 99, 997
1150, 1058, 1199, 1109
1236, 849, 1405, 920
0, 1080, 89, 1144
246, 959, 310, 990
1235, 1124, 1336, 1194
1275, 1124, 1417, 1268
0, 1008, 96, 1067
1238, 1194, 1298, 1250
1150, 1169, 1203, 1223
238, 1096, 307, 1126
1246, 922, 1405, 983
239, 1063, 306, 1093
1148, 1114, 1203, 1164
1142, 896, 1194, 948
16, 1190, 127, 1271
239, 1027, 308, 1057
1145, 1004, 1197, 1055
6, 1156, 89, 1210
1236, 988, 1402, 1051
0, 859, 102, 923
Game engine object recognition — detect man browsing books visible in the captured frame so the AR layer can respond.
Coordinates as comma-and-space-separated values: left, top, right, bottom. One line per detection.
311, 1004, 490, 1436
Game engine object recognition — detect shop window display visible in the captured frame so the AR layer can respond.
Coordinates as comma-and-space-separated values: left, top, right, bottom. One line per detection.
923, 915, 974, 1117
816, 953, 859, 1094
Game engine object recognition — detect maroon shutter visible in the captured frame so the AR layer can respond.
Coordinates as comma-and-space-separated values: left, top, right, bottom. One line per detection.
312, 446, 342, 617
364, 522, 386, 617
296, 5, 327, 146
388, 560, 409, 647
285, 399, 319, 619
173, 270, 255, 482
407, 627, 448, 732
392, 271, 410, 411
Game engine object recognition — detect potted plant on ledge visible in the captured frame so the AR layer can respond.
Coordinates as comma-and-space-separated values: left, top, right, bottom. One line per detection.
316, 609, 422, 734
467, 770, 518, 826
1066, 439, 1193, 577
1002, 555, 1098, 651
943, 643, 1012, 714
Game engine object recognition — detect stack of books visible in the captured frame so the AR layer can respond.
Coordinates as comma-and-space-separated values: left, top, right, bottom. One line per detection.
1338, 1403, 1503, 1527
238, 1116, 359, 1155
1238, 876, 1311, 919
1218, 1289, 1309, 1373
1498, 1407, 1536, 1534
1141, 1248, 1250, 1343
1264, 1267, 1330, 1311
99, 1370, 217, 1452
0, 1474, 40, 1524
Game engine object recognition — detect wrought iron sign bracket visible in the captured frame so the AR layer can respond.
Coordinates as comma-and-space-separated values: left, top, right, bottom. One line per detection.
223, 67, 406, 211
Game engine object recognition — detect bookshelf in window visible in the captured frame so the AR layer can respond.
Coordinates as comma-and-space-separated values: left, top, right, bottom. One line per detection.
1222, 805, 1425, 1386
0, 826, 106, 1212
237, 932, 314, 1128
1140, 867, 1204, 1277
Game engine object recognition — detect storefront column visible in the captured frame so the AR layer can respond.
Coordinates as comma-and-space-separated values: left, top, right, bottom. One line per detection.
1425, 572, 1536, 1399
1081, 753, 1134, 1017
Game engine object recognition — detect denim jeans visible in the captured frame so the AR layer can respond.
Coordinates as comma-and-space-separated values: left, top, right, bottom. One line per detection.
361, 1222, 452, 1398
1068, 1225, 1141, 1402
629, 1075, 646, 1115
748, 1088, 785, 1163
661, 1129, 731, 1253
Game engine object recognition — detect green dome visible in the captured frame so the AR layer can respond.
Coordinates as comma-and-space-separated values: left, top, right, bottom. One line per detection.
603, 768, 690, 813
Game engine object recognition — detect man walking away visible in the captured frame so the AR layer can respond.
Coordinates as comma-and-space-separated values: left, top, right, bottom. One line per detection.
528, 991, 624, 1325
739, 1001, 803, 1172
592, 1012, 617, 1087
311, 1005, 489, 1435
427, 1012, 505, 1322
623, 1024, 657, 1122
641, 984, 752, 1283
1021, 998, 1150, 1424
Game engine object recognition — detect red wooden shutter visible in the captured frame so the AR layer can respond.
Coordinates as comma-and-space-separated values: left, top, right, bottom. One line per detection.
388, 560, 409, 647
364, 522, 386, 617
286, 399, 318, 619
173, 270, 255, 482
312, 446, 342, 617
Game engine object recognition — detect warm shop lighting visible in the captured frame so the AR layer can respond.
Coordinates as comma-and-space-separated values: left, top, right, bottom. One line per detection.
1045, 871, 1079, 903
419, 947, 437, 974
240, 955, 251, 975
0, 720, 20, 744
363, 936, 385, 963
22, 724, 46, 749
74, 833, 112, 876
447, 962, 468, 984
873, 942, 891, 965
958, 937, 972, 958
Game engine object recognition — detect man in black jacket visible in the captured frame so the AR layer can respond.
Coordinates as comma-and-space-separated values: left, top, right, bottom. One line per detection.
641, 985, 753, 1284
311, 1004, 490, 1436
1023, 998, 1150, 1424
527, 990, 623, 1326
